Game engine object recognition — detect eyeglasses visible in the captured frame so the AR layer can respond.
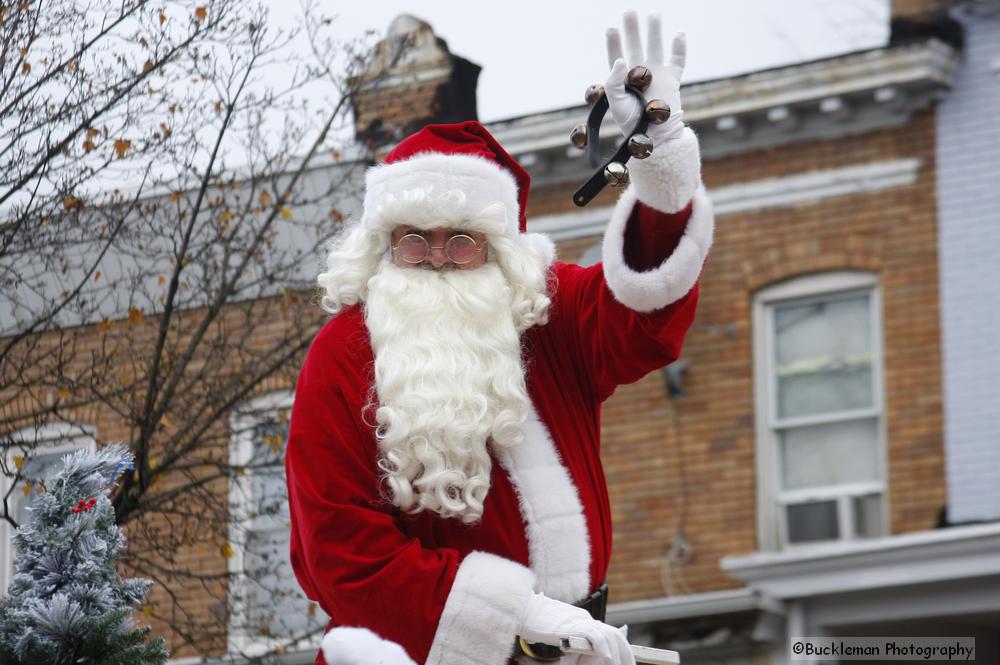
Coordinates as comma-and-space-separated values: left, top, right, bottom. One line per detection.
391, 233, 486, 265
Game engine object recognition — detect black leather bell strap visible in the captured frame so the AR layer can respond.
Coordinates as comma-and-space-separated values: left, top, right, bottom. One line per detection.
572, 85, 651, 207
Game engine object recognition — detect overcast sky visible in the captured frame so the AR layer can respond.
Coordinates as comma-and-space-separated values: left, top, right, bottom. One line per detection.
297, 0, 891, 122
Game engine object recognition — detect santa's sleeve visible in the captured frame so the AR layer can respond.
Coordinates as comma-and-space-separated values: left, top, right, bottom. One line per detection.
556, 126, 713, 401
285, 339, 534, 665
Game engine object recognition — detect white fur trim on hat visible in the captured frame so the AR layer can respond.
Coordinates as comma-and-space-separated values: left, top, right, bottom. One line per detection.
322, 626, 417, 665
425, 551, 535, 665
520, 232, 557, 268
494, 406, 591, 604
363, 152, 521, 238
627, 126, 702, 214
602, 184, 714, 312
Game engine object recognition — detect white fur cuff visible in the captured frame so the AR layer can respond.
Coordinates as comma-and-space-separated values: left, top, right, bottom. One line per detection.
602, 185, 714, 313
627, 126, 702, 214
323, 627, 417, 665
425, 552, 536, 665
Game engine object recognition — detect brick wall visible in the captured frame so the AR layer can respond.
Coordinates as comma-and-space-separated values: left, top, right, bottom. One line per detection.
0, 292, 319, 658
892, 0, 949, 17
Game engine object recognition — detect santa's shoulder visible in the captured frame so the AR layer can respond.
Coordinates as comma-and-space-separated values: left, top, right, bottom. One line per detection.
301, 306, 373, 376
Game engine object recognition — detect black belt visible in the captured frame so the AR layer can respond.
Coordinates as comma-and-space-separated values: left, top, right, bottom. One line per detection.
515, 583, 609, 661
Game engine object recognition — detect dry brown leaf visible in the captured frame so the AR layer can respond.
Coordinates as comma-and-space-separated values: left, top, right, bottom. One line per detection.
113, 138, 131, 158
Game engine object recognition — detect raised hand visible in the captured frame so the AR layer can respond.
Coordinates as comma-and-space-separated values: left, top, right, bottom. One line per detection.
605, 11, 686, 145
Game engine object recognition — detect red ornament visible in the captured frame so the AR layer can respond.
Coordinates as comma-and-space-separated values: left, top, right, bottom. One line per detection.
71, 497, 97, 514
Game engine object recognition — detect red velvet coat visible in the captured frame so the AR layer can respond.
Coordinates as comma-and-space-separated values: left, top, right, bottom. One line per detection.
287, 130, 714, 665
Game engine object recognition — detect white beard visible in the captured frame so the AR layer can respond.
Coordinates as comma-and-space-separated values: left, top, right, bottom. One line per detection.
364, 261, 531, 523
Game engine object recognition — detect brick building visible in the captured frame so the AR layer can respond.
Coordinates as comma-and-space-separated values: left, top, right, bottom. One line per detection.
2, 2, 998, 664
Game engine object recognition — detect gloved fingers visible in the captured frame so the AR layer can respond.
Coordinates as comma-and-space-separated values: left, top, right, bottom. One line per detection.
646, 14, 664, 66
623, 10, 643, 65
580, 628, 615, 663
669, 31, 687, 79
606, 58, 628, 94
605, 57, 643, 132
608, 624, 636, 665
606, 28, 624, 70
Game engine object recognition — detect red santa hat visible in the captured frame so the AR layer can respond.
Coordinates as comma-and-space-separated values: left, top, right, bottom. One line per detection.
360, 121, 531, 239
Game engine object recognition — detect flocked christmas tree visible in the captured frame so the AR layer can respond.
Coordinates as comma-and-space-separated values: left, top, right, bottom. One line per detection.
0, 444, 168, 664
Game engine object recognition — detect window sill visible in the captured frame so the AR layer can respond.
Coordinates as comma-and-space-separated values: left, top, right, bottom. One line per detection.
721, 522, 1000, 599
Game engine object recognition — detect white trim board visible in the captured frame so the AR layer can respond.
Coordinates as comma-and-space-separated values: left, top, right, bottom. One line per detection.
527, 159, 921, 242
721, 522, 1000, 600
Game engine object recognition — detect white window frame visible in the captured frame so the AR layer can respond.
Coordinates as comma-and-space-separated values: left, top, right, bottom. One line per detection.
752, 271, 890, 551
228, 391, 323, 657
1, 422, 97, 594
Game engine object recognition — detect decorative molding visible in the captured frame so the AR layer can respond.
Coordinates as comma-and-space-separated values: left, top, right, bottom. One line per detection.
606, 588, 785, 627
490, 38, 958, 168
527, 159, 921, 242
722, 522, 1000, 600
710, 158, 921, 215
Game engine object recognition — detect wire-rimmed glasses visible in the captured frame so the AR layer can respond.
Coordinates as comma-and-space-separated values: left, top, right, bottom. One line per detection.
392, 233, 486, 265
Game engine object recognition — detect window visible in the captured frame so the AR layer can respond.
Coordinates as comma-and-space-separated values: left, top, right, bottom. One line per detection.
1, 423, 97, 593
228, 392, 327, 656
753, 272, 888, 550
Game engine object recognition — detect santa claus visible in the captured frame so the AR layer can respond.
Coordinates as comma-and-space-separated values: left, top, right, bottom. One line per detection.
285, 12, 713, 665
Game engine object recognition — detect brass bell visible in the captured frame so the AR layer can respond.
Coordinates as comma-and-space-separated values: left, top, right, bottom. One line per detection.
570, 123, 588, 149
645, 99, 671, 124
627, 66, 652, 91
585, 84, 605, 107
628, 133, 654, 159
604, 162, 629, 187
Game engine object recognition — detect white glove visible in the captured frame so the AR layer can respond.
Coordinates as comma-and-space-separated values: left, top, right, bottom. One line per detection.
605, 11, 686, 146
519, 593, 636, 665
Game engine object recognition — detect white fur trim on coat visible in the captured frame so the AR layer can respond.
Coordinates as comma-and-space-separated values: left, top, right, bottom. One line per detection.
494, 406, 591, 604
602, 185, 714, 313
425, 551, 536, 665
627, 126, 702, 214
363, 152, 521, 237
323, 626, 417, 665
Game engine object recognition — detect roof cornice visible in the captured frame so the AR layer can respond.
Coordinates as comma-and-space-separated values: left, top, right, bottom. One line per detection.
487, 37, 960, 177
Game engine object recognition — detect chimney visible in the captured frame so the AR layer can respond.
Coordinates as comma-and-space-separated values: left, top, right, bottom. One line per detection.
350, 15, 481, 155
891, 0, 948, 18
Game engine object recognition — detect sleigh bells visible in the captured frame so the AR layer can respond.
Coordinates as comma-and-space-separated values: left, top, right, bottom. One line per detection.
570, 66, 670, 207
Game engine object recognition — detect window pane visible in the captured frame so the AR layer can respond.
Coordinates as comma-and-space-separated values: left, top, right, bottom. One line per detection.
786, 500, 839, 543
248, 421, 289, 528
853, 493, 883, 539
243, 528, 328, 640
780, 418, 879, 490
774, 294, 873, 419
